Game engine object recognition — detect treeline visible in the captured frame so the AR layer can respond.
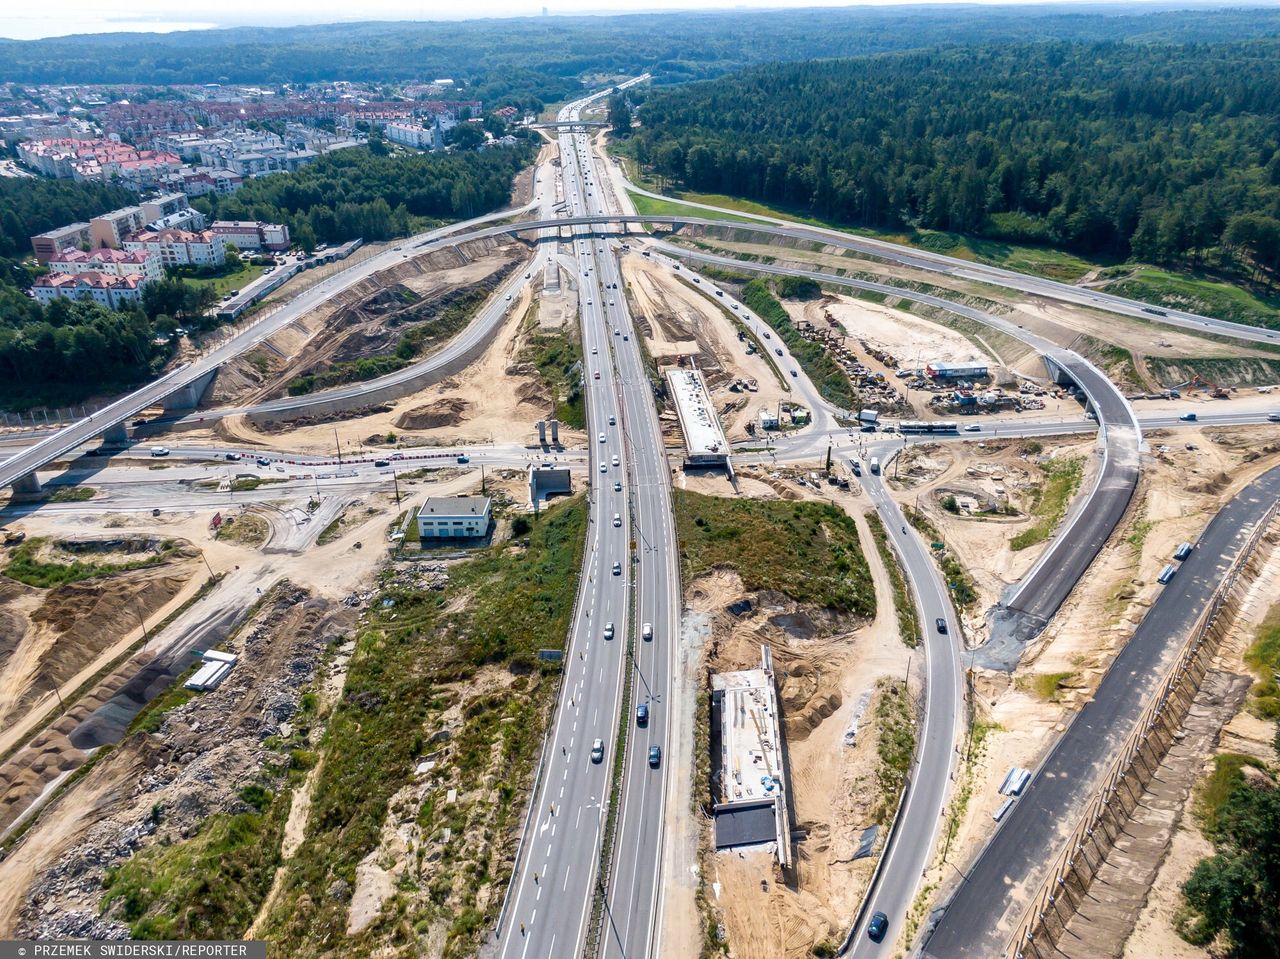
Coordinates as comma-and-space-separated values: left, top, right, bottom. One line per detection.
4, 7, 1280, 98
0, 178, 137, 288
628, 41, 1280, 267
192, 143, 535, 251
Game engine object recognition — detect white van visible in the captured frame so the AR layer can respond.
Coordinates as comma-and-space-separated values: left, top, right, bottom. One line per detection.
150, 446, 170, 457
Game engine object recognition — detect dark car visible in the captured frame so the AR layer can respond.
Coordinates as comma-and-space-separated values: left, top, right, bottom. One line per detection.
648, 745, 661, 768
867, 911, 889, 942
374, 459, 390, 468
935, 617, 948, 634
636, 703, 649, 726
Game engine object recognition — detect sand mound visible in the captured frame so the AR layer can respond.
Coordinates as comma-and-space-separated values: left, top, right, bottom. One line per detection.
394, 397, 472, 430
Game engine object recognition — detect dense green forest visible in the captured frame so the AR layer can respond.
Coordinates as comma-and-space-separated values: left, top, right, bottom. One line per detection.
191, 142, 535, 251
0, 146, 532, 408
625, 41, 1280, 270
2, 6, 1280, 100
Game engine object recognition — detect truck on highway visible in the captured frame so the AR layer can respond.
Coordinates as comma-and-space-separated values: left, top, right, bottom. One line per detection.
869, 457, 880, 474
1157, 564, 1178, 585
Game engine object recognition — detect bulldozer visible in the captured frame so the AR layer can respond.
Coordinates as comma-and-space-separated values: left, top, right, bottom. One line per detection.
1, 527, 26, 546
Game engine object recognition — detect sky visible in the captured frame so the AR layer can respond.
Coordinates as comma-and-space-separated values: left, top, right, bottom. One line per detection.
0, 0, 1158, 41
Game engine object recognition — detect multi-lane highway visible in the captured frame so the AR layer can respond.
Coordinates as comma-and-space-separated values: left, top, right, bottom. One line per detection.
496, 76, 678, 959
921, 461, 1280, 958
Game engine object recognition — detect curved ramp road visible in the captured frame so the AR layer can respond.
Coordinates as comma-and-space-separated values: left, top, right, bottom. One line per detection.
921, 462, 1280, 959
651, 241, 1142, 665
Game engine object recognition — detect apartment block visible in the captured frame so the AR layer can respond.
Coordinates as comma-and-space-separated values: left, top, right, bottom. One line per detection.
89, 206, 146, 249
47, 247, 162, 282
124, 228, 226, 268
31, 271, 151, 310
31, 222, 93, 263
210, 220, 290, 252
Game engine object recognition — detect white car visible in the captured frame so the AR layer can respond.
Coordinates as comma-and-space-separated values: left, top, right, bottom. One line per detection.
600, 463, 608, 473
598, 433, 606, 443
613, 513, 622, 527
613, 481, 622, 492
603, 622, 615, 640
964, 424, 982, 432
611, 455, 619, 466
608, 415, 616, 425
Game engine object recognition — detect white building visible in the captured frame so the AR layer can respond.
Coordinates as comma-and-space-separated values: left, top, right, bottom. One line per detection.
124, 228, 227, 268
31, 271, 151, 310
46, 247, 162, 282
416, 496, 492, 541
210, 220, 290, 252
666, 365, 731, 469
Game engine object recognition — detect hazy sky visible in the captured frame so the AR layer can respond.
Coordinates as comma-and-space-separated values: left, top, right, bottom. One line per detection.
1, 0, 1140, 41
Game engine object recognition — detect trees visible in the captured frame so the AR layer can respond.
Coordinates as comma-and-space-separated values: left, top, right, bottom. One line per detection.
628, 41, 1280, 263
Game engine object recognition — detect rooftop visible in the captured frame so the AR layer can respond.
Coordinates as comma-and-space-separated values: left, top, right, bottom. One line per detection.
420, 495, 492, 517
666, 366, 729, 460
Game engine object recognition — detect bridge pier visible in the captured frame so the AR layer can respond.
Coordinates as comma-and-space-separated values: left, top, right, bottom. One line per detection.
11, 471, 41, 497
160, 367, 219, 413
101, 421, 128, 445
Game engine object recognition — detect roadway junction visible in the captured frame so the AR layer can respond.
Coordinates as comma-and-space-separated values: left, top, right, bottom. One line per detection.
2, 75, 1279, 959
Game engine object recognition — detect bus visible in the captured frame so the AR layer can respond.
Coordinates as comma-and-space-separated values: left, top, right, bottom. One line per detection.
898, 420, 960, 434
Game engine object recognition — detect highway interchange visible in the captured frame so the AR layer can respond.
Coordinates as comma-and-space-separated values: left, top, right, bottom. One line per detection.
3, 75, 1279, 959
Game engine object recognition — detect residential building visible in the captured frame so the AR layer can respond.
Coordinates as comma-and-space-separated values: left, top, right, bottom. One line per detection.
17, 138, 180, 186
124, 228, 226, 268
47, 247, 161, 282
140, 192, 191, 223
385, 121, 439, 150
416, 496, 492, 541
160, 167, 243, 197
31, 270, 151, 310
89, 206, 146, 249
147, 208, 207, 232
31, 222, 92, 263
210, 220, 290, 252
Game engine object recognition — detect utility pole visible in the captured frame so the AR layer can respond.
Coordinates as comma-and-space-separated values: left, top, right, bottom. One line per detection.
334, 427, 342, 465
392, 469, 402, 506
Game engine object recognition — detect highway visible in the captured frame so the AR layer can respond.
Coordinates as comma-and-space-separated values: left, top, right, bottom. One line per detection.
650, 240, 1143, 666
616, 178, 1280, 348
0, 200, 543, 493
495, 74, 678, 959
921, 461, 1280, 958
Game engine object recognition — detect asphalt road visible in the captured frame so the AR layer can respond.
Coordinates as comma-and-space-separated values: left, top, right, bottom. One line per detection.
921, 461, 1280, 959
495, 75, 674, 959
617, 181, 1280, 349
0, 200, 540, 492
653, 241, 1143, 667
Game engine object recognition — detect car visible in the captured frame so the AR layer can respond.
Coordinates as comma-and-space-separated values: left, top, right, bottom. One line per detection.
775, 348, 784, 356
867, 912, 889, 942
609, 300, 615, 306
623, 334, 629, 340
648, 745, 662, 768
150, 446, 169, 457
594, 371, 601, 380
374, 459, 390, 468
608, 414, 616, 425
935, 617, 948, 634
600, 463, 608, 473
457, 455, 470, 464
525, 272, 531, 279
393, 246, 402, 251
1179, 412, 1197, 421
257, 456, 271, 467
505, 294, 513, 301
613, 513, 622, 527
225, 452, 242, 461
613, 481, 622, 492
599, 432, 607, 443
603, 622, 615, 640
1269, 412, 1280, 422
790, 370, 798, 378
132, 418, 148, 427
732, 303, 739, 310
611, 455, 619, 466
964, 424, 982, 432
614, 328, 620, 336
642, 622, 653, 641
636, 703, 649, 725
391, 452, 405, 460
592, 347, 598, 355
612, 561, 622, 576
590, 738, 604, 763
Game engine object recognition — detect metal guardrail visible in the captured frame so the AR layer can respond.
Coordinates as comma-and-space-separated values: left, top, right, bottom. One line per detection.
1003, 496, 1280, 959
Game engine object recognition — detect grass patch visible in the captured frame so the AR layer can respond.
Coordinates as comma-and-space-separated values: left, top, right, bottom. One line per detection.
3, 537, 175, 588
214, 513, 269, 547
315, 513, 348, 547
904, 507, 979, 610
179, 261, 266, 299
1127, 516, 1155, 553
873, 678, 916, 823
1102, 266, 1280, 331
257, 496, 588, 958
1023, 670, 1077, 703
228, 476, 289, 493
101, 789, 289, 939
1193, 753, 1268, 828
675, 490, 874, 616
866, 512, 920, 647
740, 278, 858, 409
46, 485, 96, 503
1244, 603, 1280, 720
1008, 456, 1085, 552
520, 302, 586, 429
628, 190, 756, 224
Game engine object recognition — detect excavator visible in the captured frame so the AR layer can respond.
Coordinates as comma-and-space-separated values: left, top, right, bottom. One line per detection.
1173, 373, 1233, 399
1, 527, 26, 546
